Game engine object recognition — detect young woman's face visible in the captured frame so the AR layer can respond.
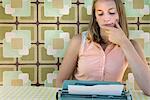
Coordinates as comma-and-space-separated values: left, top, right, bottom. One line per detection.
95, 0, 119, 28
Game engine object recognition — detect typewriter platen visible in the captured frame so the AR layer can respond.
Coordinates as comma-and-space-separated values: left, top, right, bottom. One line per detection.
56, 80, 132, 100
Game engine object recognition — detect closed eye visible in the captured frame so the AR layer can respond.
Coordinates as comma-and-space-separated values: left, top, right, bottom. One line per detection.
109, 12, 115, 15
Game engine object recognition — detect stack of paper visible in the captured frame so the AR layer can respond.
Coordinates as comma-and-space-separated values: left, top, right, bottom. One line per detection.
68, 84, 124, 96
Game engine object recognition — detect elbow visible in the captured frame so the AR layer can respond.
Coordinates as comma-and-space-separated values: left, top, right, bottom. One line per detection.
143, 81, 150, 96
56, 77, 64, 88
55, 80, 61, 88
143, 89, 150, 96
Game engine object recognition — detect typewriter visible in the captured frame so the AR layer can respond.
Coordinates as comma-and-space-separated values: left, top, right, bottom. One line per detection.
56, 80, 132, 100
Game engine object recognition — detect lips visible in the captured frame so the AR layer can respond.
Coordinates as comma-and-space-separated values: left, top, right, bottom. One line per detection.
103, 24, 114, 27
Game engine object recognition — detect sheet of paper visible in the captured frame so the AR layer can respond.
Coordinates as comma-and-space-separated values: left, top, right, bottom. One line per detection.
68, 84, 124, 96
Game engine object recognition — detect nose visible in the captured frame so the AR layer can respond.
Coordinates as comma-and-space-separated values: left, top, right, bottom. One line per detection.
103, 14, 111, 23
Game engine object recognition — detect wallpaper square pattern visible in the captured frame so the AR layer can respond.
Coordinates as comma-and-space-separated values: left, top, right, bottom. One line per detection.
0, 0, 150, 86
2, 0, 31, 16
3, 30, 31, 58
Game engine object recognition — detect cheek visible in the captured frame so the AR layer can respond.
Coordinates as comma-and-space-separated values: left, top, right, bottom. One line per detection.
97, 20, 103, 27
112, 15, 119, 23
96, 16, 103, 26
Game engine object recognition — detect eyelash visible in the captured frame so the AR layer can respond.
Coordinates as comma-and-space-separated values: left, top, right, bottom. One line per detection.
98, 13, 115, 16
110, 13, 115, 15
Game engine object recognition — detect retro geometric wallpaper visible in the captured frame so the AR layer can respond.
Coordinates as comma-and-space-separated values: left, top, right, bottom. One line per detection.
0, 0, 150, 86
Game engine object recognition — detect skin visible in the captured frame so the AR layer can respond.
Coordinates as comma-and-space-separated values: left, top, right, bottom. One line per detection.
56, 0, 150, 96
95, 0, 119, 44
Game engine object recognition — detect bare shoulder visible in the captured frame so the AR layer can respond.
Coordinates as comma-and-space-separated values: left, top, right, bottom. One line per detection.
71, 34, 82, 43
70, 34, 82, 47
130, 39, 138, 45
66, 34, 82, 55
130, 39, 143, 50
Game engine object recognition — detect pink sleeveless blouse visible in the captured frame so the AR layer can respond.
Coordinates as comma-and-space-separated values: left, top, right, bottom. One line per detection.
74, 32, 128, 82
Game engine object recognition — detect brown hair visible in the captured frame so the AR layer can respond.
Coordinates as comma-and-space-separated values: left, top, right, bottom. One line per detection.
87, 0, 129, 44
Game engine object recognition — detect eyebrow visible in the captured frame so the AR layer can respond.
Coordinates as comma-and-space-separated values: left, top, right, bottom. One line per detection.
97, 8, 115, 11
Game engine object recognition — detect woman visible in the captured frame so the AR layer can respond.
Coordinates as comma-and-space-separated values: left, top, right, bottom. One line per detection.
56, 0, 150, 95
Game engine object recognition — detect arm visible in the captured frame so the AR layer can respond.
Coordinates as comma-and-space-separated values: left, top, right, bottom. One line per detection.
56, 34, 82, 87
121, 39, 150, 95
101, 22, 150, 95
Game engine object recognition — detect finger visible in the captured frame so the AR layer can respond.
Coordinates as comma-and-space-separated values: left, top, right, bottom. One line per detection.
115, 21, 121, 29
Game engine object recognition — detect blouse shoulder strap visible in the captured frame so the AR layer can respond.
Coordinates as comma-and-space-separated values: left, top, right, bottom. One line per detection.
81, 31, 87, 46
79, 31, 87, 54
